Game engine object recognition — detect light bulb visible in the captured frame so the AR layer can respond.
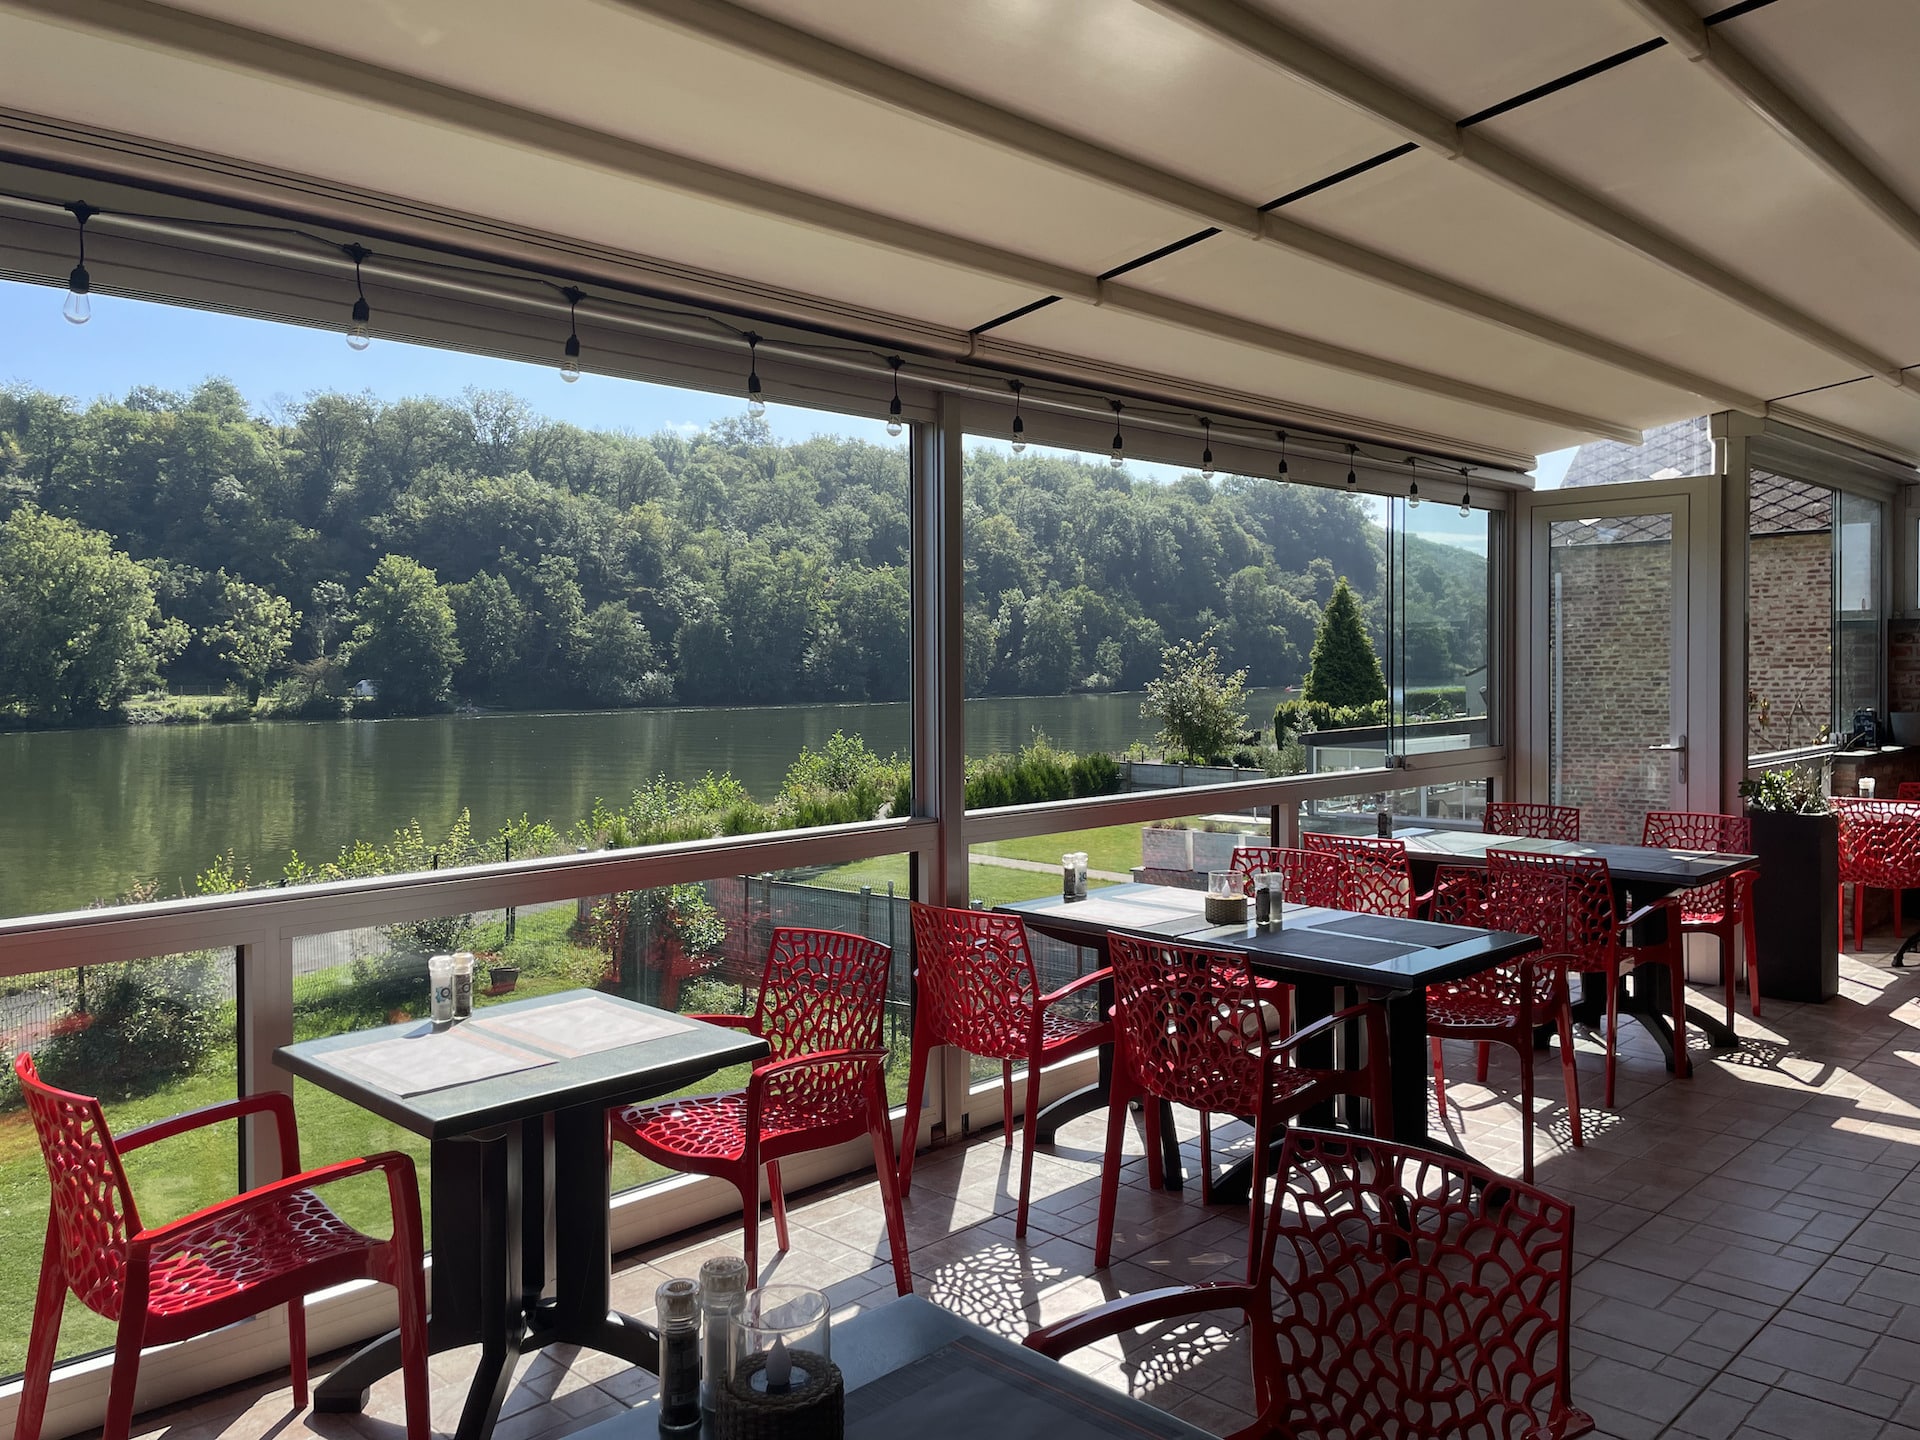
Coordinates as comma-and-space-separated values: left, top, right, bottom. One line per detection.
1201, 450, 1215, 480
1011, 413, 1026, 453
886, 418, 904, 438
347, 295, 371, 351
561, 332, 581, 383
347, 324, 370, 351
747, 395, 766, 419
1459, 494, 1472, 517
1109, 449, 1123, 470
62, 289, 90, 326
1408, 485, 1420, 508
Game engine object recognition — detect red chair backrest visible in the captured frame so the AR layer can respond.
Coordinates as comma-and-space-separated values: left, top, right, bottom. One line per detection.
1425, 864, 1486, 925
907, 905, 1040, 1061
1643, 809, 1751, 917
1429, 865, 1558, 1015
752, 928, 892, 1124
1106, 934, 1269, 1114
1258, 1130, 1582, 1438
1834, 799, 1920, 888
1487, 848, 1618, 969
1484, 801, 1581, 841
1228, 846, 1344, 907
14, 1054, 139, 1319
1303, 833, 1412, 917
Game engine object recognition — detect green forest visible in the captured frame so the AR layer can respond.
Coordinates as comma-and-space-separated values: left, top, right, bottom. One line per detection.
0, 379, 1487, 725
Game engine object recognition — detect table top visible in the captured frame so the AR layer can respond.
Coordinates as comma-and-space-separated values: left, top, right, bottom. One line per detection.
1005, 884, 1539, 990
575, 1294, 1212, 1440
1396, 829, 1757, 890
276, 988, 768, 1141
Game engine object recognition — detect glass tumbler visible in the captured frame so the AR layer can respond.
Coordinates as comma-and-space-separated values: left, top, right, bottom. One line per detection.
730, 1285, 831, 1390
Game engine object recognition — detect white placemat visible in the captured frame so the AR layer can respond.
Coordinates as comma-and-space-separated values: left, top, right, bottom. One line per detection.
326, 1026, 555, 1097
467, 995, 693, 1058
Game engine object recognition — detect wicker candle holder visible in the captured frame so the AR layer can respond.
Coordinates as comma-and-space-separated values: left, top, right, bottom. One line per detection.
1204, 894, 1247, 925
715, 1349, 843, 1440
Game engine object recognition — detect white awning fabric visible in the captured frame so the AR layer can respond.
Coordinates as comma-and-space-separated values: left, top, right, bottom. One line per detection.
0, 0, 1915, 474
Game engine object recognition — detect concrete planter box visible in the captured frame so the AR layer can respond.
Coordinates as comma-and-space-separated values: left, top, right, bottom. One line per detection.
1140, 826, 1259, 880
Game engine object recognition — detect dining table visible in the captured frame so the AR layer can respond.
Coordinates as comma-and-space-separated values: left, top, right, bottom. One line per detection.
574, 1292, 1214, 1440
1005, 883, 1540, 1198
1394, 827, 1758, 1065
277, 988, 767, 1440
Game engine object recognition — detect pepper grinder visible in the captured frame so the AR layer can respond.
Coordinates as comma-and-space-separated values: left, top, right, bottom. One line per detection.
655, 1279, 702, 1437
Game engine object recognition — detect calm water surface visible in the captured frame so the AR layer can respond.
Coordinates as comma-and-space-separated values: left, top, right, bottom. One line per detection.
0, 689, 1290, 918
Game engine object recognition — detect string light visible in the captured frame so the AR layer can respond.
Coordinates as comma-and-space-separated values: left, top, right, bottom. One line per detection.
1199, 417, 1215, 479
1009, 380, 1026, 453
1407, 457, 1420, 507
886, 356, 904, 437
1346, 444, 1357, 487
559, 286, 583, 383
343, 244, 372, 350
744, 333, 765, 418
62, 202, 97, 325
1460, 468, 1473, 517
1109, 400, 1125, 469
1276, 431, 1289, 481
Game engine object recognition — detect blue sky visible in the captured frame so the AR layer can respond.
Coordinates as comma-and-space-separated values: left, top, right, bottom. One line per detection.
0, 275, 1576, 505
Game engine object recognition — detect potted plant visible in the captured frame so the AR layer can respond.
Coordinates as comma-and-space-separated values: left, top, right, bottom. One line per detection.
1740, 767, 1838, 1002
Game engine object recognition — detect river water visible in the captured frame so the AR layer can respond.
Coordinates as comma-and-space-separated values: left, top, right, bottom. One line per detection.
1, 688, 1290, 919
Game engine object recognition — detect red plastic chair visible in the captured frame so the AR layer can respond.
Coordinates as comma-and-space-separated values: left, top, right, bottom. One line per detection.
1643, 810, 1762, 1023
1227, 844, 1344, 907
902, 905, 1110, 1237
1095, 935, 1391, 1279
13, 1055, 429, 1440
1426, 865, 1583, 1182
1489, 848, 1686, 1108
611, 927, 911, 1293
1484, 800, 1582, 841
1302, 832, 1430, 917
1031, 1129, 1593, 1440
1834, 799, 1920, 951
1899, 782, 1920, 801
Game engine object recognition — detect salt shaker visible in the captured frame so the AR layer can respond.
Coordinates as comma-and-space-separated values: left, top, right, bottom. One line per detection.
655, 1279, 702, 1437
1070, 851, 1089, 898
427, 954, 454, 1027
697, 1255, 748, 1415
450, 951, 476, 1018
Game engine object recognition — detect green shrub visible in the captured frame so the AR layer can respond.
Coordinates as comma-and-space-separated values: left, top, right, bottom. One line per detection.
28, 953, 225, 1101
963, 735, 1122, 810
1403, 686, 1467, 718
1273, 697, 1388, 743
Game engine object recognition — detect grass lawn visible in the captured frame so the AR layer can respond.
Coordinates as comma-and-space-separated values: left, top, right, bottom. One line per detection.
972, 822, 1143, 876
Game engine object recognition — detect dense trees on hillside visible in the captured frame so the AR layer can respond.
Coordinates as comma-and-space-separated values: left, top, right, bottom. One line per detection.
0, 378, 1488, 723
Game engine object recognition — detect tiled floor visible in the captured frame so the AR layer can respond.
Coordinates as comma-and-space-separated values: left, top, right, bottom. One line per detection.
115, 935, 1920, 1440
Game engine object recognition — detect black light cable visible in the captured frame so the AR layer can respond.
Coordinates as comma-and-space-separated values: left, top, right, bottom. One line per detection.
1109, 400, 1125, 469
1276, 431, 1289, 481
1200, 416, 1215, 479
1009, 380, 1026, 453
886, 356, 904, 437
559, 286, 584, 383
62, 201, 97, 326
1407, 456, 1420, 507
1346, 444, 1357, 487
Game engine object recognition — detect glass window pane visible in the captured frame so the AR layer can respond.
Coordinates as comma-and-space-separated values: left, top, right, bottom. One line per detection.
0, 280, 908, 921
1836, 489, 1883, 738
1747, 472, 1835, 756
0, 948, 238, 1377
1391, 501, 1492, 754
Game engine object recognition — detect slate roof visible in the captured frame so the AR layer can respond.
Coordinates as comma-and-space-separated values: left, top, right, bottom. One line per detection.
1552, 418, 1830, 546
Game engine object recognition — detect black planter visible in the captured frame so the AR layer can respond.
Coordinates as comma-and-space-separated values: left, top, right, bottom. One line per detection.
1748, 808, 1839, 1003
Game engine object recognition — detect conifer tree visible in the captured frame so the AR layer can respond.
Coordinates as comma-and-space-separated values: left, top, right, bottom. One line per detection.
1301, 577, 1386, 708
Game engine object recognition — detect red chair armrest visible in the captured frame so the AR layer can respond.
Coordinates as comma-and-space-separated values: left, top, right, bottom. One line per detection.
1023, 1282, 1262, 1359
745, 1048, 888, 1128
686, 1014, 759, 1032
116, 1090, 302, 1177
1039, 967, 1111, 1009
1264, 1000, 1382, 1056
1621, 894, 1682, 935
130, 1151, 420, 1254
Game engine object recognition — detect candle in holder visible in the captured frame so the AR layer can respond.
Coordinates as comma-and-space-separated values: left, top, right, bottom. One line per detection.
715, 1287, 840, 1440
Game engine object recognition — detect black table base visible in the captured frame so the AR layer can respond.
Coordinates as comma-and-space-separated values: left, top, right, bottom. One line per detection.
1032, 974, 1184, 1190
317, 1105, 655, 1440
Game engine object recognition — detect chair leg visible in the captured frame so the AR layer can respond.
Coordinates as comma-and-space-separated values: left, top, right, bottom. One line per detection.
1557, 1002, 1584, 1149
1838, 882, 1847, 953
15, 1226, 66, 1440
1475, 1041, 1490, 1084
1002, 1061, 1015, 1148
740, 1175, 762, 1289
898, 1028, 932, 1195
1721, 923, 1736, 1031
1856, 884, 1867, 953
102, 1311, 148, 1440
1093, 1084, 1132, 1269
1518, 1036, 1536, 1185
866, 1070, 914, 1296
768, 1160, 790, 1254
391, 1247, 432, 1440
1015, 1052, 1045, 1239
287, 1297, 309, 1411
1245, 1113, 1272, 1285
1743, 902, 1763, 1019
1899, 887, 1906, 940
1198, 1113, 1213, 1205
1141, 1094, 1166, 1193
1431, 1037, 1448, 1113
1669, 954, 1690, 1080
1604, 972, 1620, 1110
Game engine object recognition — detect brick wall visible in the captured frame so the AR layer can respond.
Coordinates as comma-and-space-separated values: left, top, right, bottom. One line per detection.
1549, 530, 1832, 844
